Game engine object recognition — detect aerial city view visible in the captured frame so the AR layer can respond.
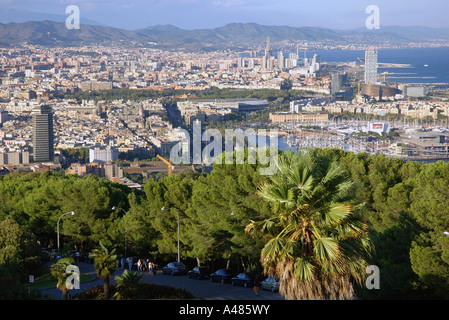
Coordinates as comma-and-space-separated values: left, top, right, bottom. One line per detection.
0, 0, 449, 310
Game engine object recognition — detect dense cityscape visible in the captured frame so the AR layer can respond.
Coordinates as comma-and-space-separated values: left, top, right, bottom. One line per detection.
2, 41, 449, 176
1, 1, 449, 310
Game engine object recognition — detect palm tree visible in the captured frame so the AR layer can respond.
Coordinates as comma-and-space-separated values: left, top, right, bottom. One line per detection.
113, 269, 143, 300
89, 242, 117, 300
246, 150, 374, 300
50, 257, 75, 300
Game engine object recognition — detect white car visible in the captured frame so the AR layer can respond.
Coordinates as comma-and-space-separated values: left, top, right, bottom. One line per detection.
261, 277, 280, 292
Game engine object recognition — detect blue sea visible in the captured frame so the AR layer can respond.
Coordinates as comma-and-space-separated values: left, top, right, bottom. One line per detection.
301, 46, 449, 85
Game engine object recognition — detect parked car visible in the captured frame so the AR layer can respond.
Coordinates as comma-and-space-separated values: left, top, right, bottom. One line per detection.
188, 266, 210, 280
84, 252, 93, 263
261, 277, 280, 292
162, 262, 188, 275
210, 269, 233, 284
70, 250, 81, 261
40, 250, 51, 261
231, 273, 253, 287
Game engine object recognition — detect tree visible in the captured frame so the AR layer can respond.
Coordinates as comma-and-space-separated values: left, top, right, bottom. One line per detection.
89, 242, 117, 300
186, 150, 272, 269
246, 150, 374, 300
280, 79, 293, 91
407, 161, 449, 298
113, 269, 143, 300
0, 216, 24, 298
50, 257, 75, 300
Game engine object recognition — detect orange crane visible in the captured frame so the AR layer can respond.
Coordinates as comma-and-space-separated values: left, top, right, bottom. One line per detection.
156, 154, 174, 176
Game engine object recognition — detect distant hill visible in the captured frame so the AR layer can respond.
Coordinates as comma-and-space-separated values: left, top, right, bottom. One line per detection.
0, 8, 104, 26
0, 20, 448, 49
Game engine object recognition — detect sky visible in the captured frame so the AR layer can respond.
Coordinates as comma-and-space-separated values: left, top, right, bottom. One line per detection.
1, 0, 448, 30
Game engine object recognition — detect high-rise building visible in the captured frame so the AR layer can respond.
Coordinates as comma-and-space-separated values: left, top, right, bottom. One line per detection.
263, 36, 272, 69
365, 48, 378, 84
331, 73, 348, 95
278, 51, 285, 70
89, 146, 118, 164
32, 105, 54, 162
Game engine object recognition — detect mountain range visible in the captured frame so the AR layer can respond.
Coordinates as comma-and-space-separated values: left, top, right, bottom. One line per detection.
1, 20, 448, 50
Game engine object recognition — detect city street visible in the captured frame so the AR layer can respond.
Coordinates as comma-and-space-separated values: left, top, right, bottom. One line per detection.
39, 262, 284, 301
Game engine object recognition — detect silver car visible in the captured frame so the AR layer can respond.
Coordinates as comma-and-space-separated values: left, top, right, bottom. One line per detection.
261, 277, 280, 292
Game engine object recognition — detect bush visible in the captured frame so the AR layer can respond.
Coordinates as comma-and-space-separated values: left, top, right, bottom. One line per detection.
74, 283, 194, 300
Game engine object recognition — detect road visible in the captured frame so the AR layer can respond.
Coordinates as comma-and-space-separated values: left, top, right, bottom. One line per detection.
39, 262, 284, 301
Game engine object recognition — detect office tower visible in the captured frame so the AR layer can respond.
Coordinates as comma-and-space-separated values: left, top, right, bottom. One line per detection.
365, 48, 378, 84
310, 54, 321, 73
32, 105, 54, 162
278, 51, 285, 70
331, 73, 348, 95
263, 36, 272, 69
264, 36, 272, 59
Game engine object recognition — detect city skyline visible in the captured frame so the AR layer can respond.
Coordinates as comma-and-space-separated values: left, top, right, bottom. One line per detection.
1, 0, 448, 30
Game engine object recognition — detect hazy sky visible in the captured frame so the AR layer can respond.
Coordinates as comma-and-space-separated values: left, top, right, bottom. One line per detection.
1, 0, 448, 30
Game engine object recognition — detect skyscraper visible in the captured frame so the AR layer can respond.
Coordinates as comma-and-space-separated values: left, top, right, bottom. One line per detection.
32, 105, 54, 162
365, 48, 378, 84
262, 36, 272, 69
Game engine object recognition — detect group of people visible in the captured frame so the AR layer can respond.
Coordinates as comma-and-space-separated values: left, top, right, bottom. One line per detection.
120, 257, 157, 275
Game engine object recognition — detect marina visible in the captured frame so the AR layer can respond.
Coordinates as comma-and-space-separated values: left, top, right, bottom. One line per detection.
278, 120, 449, 162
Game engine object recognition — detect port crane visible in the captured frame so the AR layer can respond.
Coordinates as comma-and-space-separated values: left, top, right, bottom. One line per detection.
156, 154, 174, 176
378, 72, 390, 82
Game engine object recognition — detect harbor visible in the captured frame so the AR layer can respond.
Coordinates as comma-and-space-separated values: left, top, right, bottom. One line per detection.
278, 119, 449, 162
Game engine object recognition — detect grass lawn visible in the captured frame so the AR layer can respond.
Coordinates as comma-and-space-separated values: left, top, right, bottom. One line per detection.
30, 273, 96, 290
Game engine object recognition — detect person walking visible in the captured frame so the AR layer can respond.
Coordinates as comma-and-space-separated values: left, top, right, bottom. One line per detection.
148, 259, 153, 275
152, 262, 156, 276
128, 257, 133, 271
253, 276, 261, 296
120, 257, 125, 269
137, 259, 142, 272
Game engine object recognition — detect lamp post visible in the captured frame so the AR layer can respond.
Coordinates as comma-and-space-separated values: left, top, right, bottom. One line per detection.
57, 211, 75, 253
112, 206, 127, 258
161, 206, 180, 263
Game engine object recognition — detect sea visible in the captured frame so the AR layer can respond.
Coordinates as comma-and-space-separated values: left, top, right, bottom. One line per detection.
275, 46, 449, 156
296, 46, 449, 85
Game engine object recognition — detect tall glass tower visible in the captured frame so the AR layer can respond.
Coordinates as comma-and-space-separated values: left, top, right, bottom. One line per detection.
32, 105, 54, 162
364, 48, 378, 84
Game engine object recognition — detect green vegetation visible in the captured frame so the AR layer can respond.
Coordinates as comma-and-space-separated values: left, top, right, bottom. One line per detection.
50, 257, 76, 300
246, 150, 373, 299
57, 87, 317, 105
75, 281, 194, 300
89, 243, 118, 300
1, 149, 449, 299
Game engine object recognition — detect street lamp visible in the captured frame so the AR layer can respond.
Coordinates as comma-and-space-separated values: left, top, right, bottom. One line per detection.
161, 206, 180, 263
57, 211, 75, 253
112, 206, 127, 258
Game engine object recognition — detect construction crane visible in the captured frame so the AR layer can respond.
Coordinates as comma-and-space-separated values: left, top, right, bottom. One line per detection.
156, 154, 174, 176
378, 72, 389, 82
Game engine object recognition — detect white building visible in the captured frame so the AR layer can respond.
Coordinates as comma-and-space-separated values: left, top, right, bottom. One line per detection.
365, 48, 378, 84
89, 146, 118, 163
